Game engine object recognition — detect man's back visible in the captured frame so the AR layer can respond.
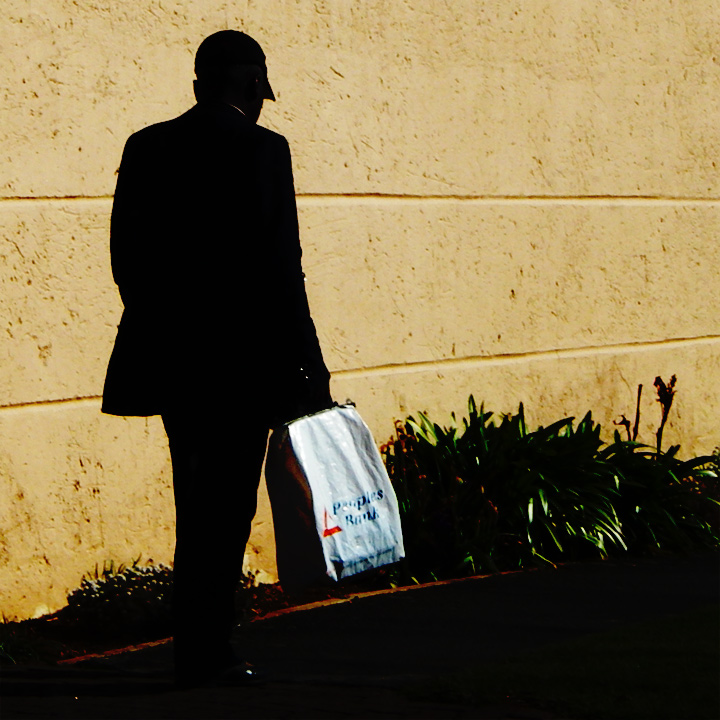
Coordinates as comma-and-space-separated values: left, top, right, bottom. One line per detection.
103, 102, 323, 415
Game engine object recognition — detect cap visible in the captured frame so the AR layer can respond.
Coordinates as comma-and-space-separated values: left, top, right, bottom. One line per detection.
195, 30, 275, 101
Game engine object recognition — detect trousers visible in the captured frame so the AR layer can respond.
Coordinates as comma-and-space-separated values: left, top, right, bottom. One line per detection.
162, 406, 271, 671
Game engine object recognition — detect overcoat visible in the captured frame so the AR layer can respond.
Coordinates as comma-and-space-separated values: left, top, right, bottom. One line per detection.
102, 102, 328, 417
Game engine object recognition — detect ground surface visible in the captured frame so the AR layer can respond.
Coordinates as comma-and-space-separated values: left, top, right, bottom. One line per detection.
2, 553, 718, 719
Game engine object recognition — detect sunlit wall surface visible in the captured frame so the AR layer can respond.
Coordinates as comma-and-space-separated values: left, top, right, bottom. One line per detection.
2, 1, 718, 619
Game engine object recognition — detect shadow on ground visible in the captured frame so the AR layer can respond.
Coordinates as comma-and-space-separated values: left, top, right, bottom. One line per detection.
2, 553, 718, 719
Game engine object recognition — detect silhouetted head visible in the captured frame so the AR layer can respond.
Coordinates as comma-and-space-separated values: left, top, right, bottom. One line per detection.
194, 30, 275, 123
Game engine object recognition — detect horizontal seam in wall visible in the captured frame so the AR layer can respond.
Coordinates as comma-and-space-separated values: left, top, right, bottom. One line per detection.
332, 335, 720, 380
0, 196, 113, 203
0, 195, 717, 206
0, 396, 103, 413
2, 335, 717, 412
298, 195, 720, 206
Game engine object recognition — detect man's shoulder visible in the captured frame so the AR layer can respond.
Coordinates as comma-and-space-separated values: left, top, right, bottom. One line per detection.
251, 124, 290, 155
253, 124, 287, 144
123, 117, 178, 151
129, 107, 287, 141
120, 108, 291, 169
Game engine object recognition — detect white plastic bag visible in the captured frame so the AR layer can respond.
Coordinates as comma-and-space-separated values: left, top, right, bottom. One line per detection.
266, 404, 405, 588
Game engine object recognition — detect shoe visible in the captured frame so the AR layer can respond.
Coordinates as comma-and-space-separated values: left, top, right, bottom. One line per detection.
175, 659, 266, 689
217, 660, 266, 687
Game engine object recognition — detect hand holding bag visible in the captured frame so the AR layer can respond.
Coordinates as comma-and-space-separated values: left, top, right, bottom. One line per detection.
265, 404, 405, 589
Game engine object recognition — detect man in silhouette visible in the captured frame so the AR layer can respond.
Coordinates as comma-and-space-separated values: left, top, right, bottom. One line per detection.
102, 30, 332, 686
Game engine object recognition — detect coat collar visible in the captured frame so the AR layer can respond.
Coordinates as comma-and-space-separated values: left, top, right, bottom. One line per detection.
187, 101, 253, 127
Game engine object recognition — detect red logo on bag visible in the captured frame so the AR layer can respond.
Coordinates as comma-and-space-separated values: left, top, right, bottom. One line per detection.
323, 508, 342, 537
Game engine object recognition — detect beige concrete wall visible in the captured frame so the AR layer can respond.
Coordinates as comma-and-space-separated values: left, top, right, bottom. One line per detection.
2, 1, 718, 619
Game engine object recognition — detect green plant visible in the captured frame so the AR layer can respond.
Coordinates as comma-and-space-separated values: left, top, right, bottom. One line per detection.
65, 557, 173, 634
383, 397, 628, 582
705, 447, 720, 476
382, 393, 719, 583
0, 612, 66, 665
607, 377, 720, 553
382, 408, 500, 582
654, 375, 677, 456
603, 438, 719, 553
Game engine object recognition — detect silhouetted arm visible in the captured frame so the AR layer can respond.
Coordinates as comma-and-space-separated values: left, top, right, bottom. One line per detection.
273, 137, 331, 400
109, 132, 161, 310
